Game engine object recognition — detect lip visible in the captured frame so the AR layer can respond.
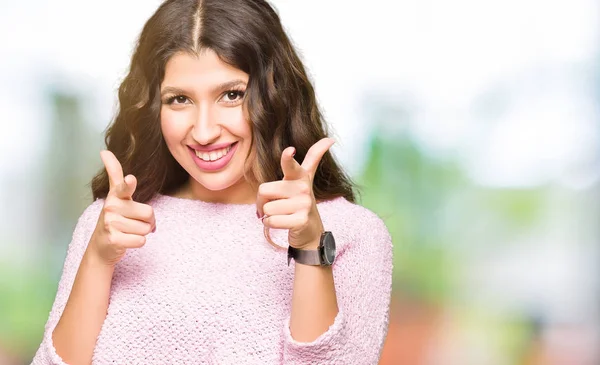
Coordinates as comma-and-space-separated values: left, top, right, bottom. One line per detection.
188, 142, 236, 152
188, 142, 238, 172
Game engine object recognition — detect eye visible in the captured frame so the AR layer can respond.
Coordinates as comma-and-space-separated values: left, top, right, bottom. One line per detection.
221, 90, 245, 103
164, 95, 190, 105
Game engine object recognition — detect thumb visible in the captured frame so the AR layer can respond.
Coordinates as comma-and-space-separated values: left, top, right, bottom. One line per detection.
115, 174, 137, 200
100, 150, 124, 191
301, 138, 335, 175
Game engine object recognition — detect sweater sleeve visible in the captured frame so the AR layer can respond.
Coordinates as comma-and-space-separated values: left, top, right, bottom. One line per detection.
282, 207, 394, 365
31, 199, 104, 365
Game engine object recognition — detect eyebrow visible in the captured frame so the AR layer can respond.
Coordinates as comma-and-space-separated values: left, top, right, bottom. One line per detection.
160, 79, 247, 97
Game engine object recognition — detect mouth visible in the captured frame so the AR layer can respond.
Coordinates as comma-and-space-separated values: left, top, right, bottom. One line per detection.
189, 142, 238, 162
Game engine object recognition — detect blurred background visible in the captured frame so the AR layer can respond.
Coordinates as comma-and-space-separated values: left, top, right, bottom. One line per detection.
1, 0, 599, 364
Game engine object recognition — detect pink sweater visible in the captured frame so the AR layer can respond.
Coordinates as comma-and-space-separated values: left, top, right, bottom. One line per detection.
31, 194, 393, 364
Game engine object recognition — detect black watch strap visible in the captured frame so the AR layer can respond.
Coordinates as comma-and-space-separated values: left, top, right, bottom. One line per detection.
287, 246, 321, 266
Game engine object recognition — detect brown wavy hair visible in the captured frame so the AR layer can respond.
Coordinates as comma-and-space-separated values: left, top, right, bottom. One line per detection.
91, 0, 356, 204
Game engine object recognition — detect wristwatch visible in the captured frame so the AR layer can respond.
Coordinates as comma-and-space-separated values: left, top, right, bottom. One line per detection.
287, 231, 336, 266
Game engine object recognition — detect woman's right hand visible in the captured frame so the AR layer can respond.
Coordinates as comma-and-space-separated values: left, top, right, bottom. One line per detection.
88, 150, 157, 266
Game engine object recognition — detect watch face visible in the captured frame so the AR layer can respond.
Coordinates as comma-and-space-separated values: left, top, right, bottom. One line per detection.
322, 232, 336, 265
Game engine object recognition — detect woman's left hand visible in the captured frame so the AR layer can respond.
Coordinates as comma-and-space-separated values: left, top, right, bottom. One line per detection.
256, 137, 335, 250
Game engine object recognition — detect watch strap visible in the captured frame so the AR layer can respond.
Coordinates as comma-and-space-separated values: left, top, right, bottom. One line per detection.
287, 246, 321, 266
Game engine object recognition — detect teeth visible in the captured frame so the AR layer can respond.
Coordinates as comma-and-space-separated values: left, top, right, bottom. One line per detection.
195, 145, 233, 162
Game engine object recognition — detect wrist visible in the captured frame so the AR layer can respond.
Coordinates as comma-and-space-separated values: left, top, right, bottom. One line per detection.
83, 246, 116, 272
302, 238, 321, 251
288, 231, 336, 266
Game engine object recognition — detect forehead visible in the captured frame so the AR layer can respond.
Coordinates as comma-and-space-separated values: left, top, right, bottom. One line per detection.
162, 49, 249, 88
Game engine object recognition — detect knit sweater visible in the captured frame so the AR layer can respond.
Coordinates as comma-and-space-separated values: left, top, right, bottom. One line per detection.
31, 194, 393, 365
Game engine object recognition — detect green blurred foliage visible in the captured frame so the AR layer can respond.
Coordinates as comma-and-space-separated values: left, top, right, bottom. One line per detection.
0, 262, 56, 358
357, 125, 553, 363
0, 88, 103, 363
358, 131, 464, 303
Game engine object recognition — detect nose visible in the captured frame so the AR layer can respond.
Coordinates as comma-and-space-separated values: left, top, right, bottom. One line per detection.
191, 104, 221, 145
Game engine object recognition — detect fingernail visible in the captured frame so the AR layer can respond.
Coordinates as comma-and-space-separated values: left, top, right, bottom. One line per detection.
152, 226, 156, 233
291, 147, 296, 157
256, 210, 260, 219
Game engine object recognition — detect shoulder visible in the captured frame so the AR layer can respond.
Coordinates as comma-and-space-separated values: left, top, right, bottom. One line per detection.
60, 198, 105, 258
317, 197, 393, 253
318, 196, 391, 233
80, 198, 105, 222
72, 198, 105, 234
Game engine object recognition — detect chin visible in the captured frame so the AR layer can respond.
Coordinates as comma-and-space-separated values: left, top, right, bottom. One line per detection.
191, 174, 243, 192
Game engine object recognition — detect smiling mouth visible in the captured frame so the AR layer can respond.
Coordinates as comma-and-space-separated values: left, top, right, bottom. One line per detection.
190, 142, 238, 162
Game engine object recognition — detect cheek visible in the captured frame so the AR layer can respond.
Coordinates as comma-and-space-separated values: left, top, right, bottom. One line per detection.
218, 107, 251, 138
160, 109, 192, 142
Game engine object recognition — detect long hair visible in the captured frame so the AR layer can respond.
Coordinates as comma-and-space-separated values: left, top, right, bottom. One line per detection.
91, 0, 356, 204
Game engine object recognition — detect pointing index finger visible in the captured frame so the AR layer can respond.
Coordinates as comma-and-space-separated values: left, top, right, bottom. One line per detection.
281, 147, 304, 181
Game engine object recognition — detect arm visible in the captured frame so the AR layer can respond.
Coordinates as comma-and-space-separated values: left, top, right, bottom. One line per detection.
51, 247, 114, 364
255, 141, 393, 363
282, 210, 394, 365
32, 150, 156, 365
289, 258, 339, 342
31, 200, 105, 365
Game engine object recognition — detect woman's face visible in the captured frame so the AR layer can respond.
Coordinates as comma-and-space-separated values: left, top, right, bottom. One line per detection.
160, 49, 254, 202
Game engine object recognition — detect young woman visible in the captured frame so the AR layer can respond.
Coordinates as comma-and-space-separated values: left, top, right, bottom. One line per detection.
32, 0, 393, 364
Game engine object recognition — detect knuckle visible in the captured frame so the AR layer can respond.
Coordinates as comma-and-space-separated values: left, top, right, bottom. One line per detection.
144, 222, 153, 235
262, 216, 271, 227
300, 212, 310, 225
103, 200, 118, 213
301, 195, 313, 208
257, 184, 267, 196
144, 206, 155, 221
107, 231, 118, 246
298, 182, 310, 195
103, 215, 115, 230
137, 208, 149, 221
262, 203, 272, 216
